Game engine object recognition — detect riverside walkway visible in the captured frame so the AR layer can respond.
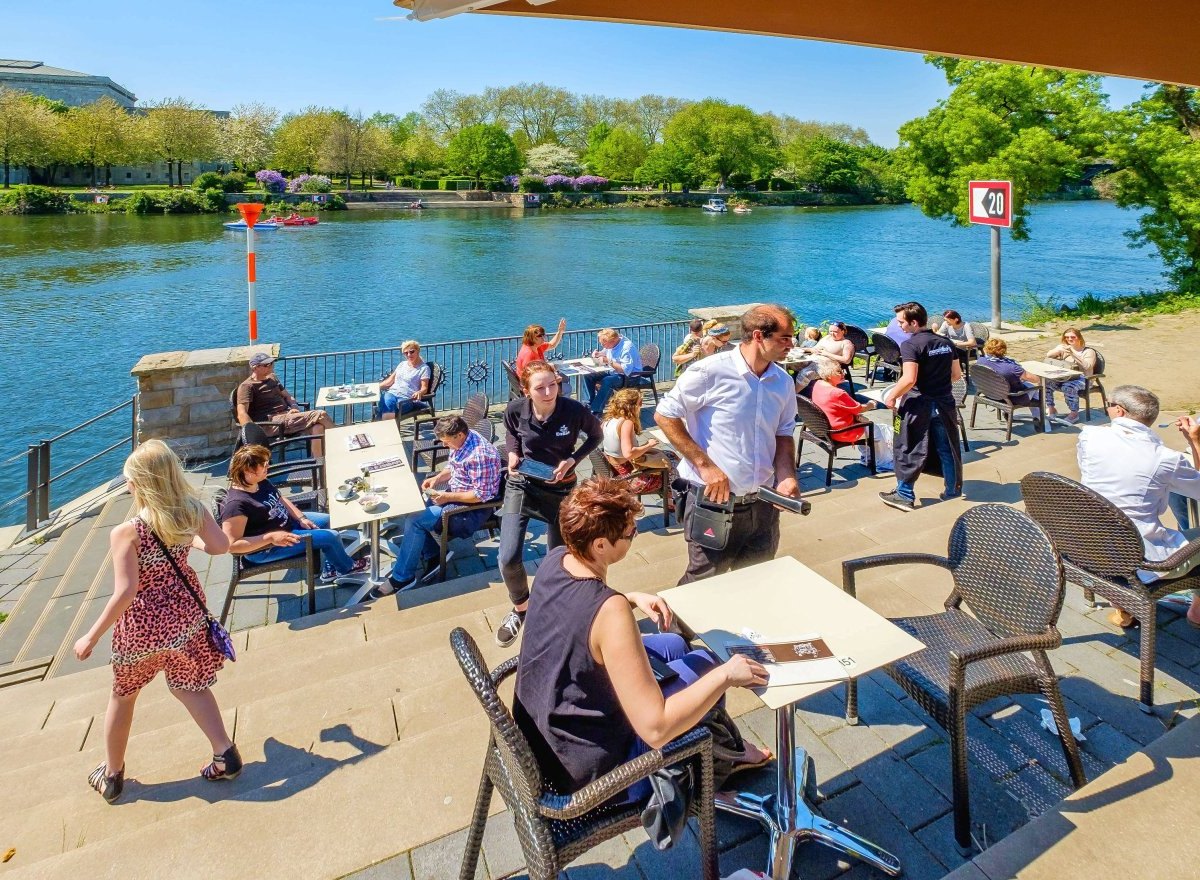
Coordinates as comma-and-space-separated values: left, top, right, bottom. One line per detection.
0, 403, 1197, 879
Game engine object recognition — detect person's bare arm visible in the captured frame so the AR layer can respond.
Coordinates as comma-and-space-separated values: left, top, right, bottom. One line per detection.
546, 318, 566, 349
236, 402, 252, 425
951, 358, 962, 383
379, 368, 397, 391
74, 523, 140, 659
654, 413, 729, 502
192, 508, 229, 554
773, 435, 798, 498
620, 419, 655, 460
221, 514, 299, 555
884, 362, 918, 408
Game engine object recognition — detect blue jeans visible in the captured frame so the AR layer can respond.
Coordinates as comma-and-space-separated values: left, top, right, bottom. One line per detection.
245, 512, 356, 573
897, 406, 957, 502
387, 504, 445, 582
586, 373, 625, 414
1169, 492, 1193, 531
379, 392, 429, 417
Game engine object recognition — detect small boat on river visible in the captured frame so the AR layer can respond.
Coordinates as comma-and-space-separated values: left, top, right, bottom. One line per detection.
732, 205, 752, 214
223, 220, 280, 230
702, 197, 727, 213
271, 214, 320, 227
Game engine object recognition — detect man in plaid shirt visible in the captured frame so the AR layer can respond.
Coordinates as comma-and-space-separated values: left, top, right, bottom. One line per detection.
375, 415, 502, 595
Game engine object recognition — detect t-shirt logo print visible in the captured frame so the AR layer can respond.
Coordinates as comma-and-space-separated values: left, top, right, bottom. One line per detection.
265, 492, 290, 526
555, 425, 571, 437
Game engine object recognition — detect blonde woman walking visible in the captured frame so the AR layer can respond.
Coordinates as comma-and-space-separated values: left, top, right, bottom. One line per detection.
74, 440, 239, 803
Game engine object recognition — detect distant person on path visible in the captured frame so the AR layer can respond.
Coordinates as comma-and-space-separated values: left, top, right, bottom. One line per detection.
655, 304, 799, 582
73, 440, 238, 804
219, 444, 368, 583
236, 352, 332, 455
378, 340, 432, 420
513, 477, 771, 804
585, 328, 642, 415
879, 301, 962, 511
978, 338, 1042, 418
1044, 327, 1098, 424
671, 318, 706, 374
376, 415, 501, 595
1077, 385, 1200, 628
516, 318, 567, 374
496, 362, 603, 648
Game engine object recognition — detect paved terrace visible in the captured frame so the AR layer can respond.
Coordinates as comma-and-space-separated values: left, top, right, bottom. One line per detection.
0, 402, 1198, 879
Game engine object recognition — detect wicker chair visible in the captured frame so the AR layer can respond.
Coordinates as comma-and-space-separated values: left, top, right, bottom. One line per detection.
588, 448, 672, 527
620, 343, 662, 405
451, 627, 717, 880
411, 392, 490, 470
1021, 471, 1200, 710
969, 361, 1042, 441
844, 324, 872, 388
1081, 350, 1108, 421
502, 360, 524, 400
236, 422, 325, 510
795, 394, 876, 486
842, 503, 1086, 852
229, 389, 318, 459
868, 333, 902, 387
425, 468, 505, 583
961, 322, 990, 381
395, 361, 446, 436
212, 487, 318, 625
951, 378, 970, 452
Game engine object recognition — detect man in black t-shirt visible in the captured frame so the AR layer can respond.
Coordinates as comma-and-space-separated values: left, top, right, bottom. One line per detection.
880, 301, 963, 511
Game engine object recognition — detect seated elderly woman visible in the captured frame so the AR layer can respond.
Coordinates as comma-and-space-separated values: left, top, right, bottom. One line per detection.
378, 340, 432, 420
220, 444, 368, 582
978, 338, 1042, 416
809, 360, 879, 443
1043, 327, 1098, 424
514, 477, 771, 802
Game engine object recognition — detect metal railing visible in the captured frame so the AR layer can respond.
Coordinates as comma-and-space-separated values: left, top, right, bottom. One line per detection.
277, 320, 690, 416
0, 396, 138, 533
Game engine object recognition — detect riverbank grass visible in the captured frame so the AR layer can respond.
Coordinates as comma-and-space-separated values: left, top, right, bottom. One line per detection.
1020, 286, 1200, 324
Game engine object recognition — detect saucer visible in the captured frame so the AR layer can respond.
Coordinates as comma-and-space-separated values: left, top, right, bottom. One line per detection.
335, 490, 354, 502
326, 393, 345, 401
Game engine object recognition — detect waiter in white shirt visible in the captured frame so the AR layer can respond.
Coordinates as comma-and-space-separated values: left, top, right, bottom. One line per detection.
1078, 384, 1200, 628
655, 304, 800, 583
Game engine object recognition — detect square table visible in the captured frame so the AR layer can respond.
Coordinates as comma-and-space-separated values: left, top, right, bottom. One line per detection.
659, 556, 924, 880
324, 422, 426, 605
1019, 361, 1082, 433
316, 382, 382, 425
556, 357, 612, 401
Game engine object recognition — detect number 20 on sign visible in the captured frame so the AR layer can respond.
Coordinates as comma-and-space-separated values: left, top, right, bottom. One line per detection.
968, 180, 1012, 228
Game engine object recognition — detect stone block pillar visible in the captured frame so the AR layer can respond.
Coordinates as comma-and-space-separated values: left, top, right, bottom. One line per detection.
130, 343, 278, 462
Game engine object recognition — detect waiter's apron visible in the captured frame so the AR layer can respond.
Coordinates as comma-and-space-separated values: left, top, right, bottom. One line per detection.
894, 392, 962, 494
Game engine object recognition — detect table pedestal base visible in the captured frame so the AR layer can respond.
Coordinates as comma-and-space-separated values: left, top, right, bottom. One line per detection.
715, 708, 901, 879
343, 520, 391, 606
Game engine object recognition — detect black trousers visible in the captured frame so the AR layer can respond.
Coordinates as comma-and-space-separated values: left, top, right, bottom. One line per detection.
498, 476, 571, 605
678, 498, 781, 584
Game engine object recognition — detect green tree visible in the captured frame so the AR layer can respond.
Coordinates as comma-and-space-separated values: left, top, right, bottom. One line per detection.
787, 136, 863, 192
490, 82, 577, 146
1106, 85, 1200, 292
587, 127, 649, 180
616, 95, 689, 146
444, 124, 520, 187
0, 87, 55, 187
421, 89, 492, 145
143, 98, 221, 187
321, 111, 387, 189
62, 97, 137, 186
272, 107, 337, 174
635, 141, 701, 190
221, 102, 277, 172
397, 124, 444, 176
899, 57, 1108, 238
662, 99, 777, 188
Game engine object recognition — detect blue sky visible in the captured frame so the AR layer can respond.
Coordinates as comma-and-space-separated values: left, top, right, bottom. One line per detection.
7, 0, 1151, 147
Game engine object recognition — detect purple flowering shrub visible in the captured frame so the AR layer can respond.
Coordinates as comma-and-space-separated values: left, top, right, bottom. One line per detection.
503, 174, 520, 190
255, 169, 288, 194
289, 174, 332, 193
575, 175, 609, 193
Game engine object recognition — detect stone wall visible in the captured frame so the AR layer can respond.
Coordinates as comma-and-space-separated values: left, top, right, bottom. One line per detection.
130, 344, 278, 464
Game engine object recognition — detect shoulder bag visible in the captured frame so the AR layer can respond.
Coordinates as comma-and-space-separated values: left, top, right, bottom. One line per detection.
148, 529, 237, 662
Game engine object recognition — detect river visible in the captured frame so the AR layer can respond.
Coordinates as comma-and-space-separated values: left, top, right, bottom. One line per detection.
0, 200, 1165, 517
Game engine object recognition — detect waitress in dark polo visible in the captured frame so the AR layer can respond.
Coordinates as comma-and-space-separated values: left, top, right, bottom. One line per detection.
879, 301, 963, 511
497, 360, 603, 648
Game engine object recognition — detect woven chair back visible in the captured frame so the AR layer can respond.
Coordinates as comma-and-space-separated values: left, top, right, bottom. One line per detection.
639, 343, 661, 371
968, 322, 991, 344
502, 361, 524, 397
871, 333, 902, 366
844, 324, 870, 354
239, 422, 273, 448
462, 391, 489, 425
588, 448, 618, 479
970, 361, 1013, 403
472, 417, 496, 443
1091, 350, 1105, 377
427, 362, 446, 398
449, 627, 548, 817
795, 394, 836, 443
1020, 471, 1145, 584
946, 503, 1064, 638
951, 377, 968, 408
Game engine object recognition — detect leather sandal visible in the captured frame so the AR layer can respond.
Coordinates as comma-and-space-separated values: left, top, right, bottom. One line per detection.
1109, 608, 1136, 628
201, 743, 243, 781
88, 762, 124, 803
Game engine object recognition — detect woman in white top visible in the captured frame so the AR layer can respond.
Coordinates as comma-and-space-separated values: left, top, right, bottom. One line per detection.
379, 340, 432, 420
1044, 327, 1098, 424
601, 389, 670, 494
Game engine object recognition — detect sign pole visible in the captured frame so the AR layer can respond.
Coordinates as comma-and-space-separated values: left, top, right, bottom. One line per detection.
991, 226, 1002, 330
235, 203, 265, 344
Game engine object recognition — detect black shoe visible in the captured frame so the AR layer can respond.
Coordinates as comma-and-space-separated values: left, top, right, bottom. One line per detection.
879, 491, 915, 512
496, 608, 525, 648
202, 744, 243, 781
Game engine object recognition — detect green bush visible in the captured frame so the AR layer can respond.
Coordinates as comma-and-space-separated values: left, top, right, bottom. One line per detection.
193, 172, 223, 191
417, 179, 439, 190
122, 191, 157, 214
0, 185, 72, 215
221, 172, 248, 193
768, 177, 795, 191
438, 177, 474, 191
518, 176, 549, 193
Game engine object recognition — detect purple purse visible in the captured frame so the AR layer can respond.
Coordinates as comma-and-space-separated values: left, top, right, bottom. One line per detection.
149, 529, 237, 662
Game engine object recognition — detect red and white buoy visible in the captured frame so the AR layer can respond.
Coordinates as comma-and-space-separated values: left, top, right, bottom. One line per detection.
235, 202, 264, 343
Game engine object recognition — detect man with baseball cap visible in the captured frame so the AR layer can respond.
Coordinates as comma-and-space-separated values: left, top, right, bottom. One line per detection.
236, 352, 333, 455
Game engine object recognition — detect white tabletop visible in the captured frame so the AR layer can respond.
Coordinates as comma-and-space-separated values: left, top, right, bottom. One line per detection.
1019, 360, 1082, 381
658, 556, 924, 710
558, 357, 612, 376
324, 422, 425, 529
316, 382, 381, 409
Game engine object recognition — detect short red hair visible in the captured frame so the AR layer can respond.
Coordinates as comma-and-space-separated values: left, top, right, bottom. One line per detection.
559, 477, 643, 559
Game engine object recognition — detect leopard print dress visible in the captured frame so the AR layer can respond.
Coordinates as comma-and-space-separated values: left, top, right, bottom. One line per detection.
110, 517, 224, 697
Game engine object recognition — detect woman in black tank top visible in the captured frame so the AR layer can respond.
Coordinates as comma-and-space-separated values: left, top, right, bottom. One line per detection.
513, 477, 771, 800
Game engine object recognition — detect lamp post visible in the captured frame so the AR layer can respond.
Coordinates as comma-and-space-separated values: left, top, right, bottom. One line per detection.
235, 202, 264, 343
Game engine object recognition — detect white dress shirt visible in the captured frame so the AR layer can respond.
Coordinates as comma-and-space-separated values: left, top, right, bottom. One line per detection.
1077, 417, 1200, 564
657, 347, 797, 496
